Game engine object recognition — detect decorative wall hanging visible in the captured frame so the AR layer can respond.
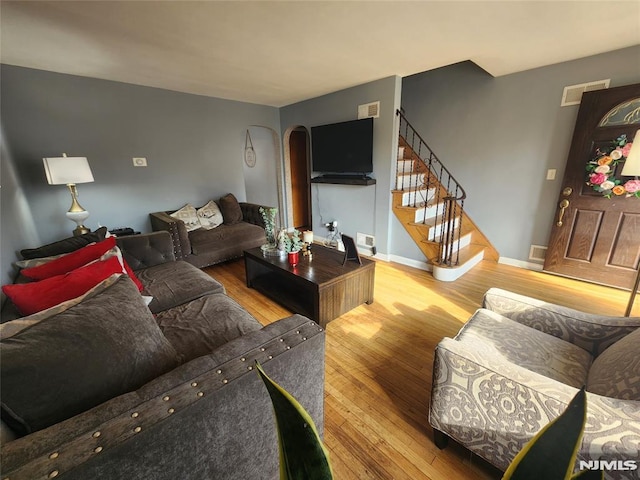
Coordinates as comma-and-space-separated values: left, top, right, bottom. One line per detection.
244, 130, 256, 167
585, 134, 640, 198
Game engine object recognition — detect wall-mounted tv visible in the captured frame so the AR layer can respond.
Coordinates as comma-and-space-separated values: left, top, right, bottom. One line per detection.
311, 117, 373, 175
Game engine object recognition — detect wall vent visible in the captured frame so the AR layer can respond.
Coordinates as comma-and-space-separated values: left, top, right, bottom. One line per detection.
561, 79, 610, 106
529, 245, 548, 262
357, 232, 375, 248
358, 101, 380, 119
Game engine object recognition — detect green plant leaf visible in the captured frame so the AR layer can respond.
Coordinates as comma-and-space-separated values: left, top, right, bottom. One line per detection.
502, 387, 587, 480
256, 362, 333, 480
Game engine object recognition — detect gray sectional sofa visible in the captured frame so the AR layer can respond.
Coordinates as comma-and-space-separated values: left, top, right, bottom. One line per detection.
149, 194, 268, 268
1, 231, 326, 480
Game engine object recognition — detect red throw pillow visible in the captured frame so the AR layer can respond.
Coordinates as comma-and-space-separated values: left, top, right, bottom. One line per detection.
2, 256, 124, 316
21, 237, 117, 280
122, 260, 144, 292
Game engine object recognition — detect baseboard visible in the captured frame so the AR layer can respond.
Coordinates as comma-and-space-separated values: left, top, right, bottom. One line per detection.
312, 240, 543, 275
498, 257, 544, 271
386, 254, 432, 272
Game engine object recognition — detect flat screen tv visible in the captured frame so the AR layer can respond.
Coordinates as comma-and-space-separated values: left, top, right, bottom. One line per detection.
311, 117, 373, 175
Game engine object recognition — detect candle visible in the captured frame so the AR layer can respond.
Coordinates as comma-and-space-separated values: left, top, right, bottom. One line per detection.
303, 231, 314, 244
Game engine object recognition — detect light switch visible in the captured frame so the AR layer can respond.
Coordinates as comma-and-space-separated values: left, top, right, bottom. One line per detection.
133, 157, 147, 167
546, 169, 556, 180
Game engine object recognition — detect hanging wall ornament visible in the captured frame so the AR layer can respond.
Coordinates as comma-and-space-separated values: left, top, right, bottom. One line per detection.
244, 130, 256, 167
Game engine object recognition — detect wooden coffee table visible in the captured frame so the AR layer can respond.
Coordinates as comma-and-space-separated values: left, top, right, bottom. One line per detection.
244, 244, 375, 327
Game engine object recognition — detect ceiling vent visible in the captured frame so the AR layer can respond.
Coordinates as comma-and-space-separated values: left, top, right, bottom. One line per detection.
561, 79, 610, 107
358, 101, 380, 119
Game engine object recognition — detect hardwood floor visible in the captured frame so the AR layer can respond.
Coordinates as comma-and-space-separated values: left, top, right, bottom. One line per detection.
204, 258, 638, 480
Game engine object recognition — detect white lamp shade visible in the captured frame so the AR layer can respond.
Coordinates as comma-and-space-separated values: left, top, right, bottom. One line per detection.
621, 129, 640, 177
43, 156, 94, 185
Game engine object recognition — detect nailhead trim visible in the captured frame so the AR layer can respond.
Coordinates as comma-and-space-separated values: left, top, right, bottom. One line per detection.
2, 321, 324, 480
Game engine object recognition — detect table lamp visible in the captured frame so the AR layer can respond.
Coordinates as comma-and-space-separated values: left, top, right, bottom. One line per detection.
621, 130, 640, 316
43, 154, 94, 236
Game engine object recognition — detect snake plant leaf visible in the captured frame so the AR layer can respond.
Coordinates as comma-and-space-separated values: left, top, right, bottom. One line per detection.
572, 468, 604, 479
502, 387, 587, 480
256, 362, 333, 480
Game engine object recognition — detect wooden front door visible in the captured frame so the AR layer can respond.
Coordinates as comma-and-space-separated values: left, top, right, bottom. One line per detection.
289, 129, 311, 229
544, 84, 640, 289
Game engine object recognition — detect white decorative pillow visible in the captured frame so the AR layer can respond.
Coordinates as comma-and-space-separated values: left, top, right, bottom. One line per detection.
197, 200, 224, 230
170, 204, 201, 232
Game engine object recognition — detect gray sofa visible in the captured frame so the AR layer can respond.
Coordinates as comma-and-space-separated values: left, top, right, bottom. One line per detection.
150, 194, 268, 268
430, 288, 640, 480
1, 231, 325, 480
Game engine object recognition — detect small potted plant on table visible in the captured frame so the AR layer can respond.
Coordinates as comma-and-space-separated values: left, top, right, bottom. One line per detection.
282, 229, 303, 266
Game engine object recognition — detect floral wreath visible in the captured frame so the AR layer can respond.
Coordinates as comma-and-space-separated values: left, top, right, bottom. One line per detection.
586, 134, 640, 198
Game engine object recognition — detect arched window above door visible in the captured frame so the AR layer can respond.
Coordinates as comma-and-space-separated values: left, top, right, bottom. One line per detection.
598, 97, 640, 127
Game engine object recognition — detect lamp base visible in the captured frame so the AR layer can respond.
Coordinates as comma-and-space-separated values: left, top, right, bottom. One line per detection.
72, 225, 91, 236
66, 209, 91, 237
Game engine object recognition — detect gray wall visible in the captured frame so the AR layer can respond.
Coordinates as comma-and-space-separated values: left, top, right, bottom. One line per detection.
243, 126, 281, 211
1, 126, 41, 285
280, 76, 401, 255
1, 65, 281, 251
401, 46, 640, 263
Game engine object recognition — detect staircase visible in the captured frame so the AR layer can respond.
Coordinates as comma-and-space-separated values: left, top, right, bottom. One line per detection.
393, 110, 498, 281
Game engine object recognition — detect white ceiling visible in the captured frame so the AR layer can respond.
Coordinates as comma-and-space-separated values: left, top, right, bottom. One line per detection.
2, 1, 639, 107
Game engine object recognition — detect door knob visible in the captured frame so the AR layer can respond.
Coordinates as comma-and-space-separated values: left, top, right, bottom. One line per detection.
556, 199, 570, 227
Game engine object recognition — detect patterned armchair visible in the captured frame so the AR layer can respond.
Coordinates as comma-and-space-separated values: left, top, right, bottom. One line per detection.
429, 288, 640, 480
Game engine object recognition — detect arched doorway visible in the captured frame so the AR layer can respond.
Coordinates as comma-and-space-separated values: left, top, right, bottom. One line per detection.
284, 126, 311, 230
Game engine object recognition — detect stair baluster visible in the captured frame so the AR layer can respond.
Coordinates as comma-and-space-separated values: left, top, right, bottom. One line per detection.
396, 110, 466, 266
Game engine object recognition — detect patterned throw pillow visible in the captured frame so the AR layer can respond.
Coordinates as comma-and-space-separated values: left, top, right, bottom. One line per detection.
170, 204, 201, 232
197, 200, 224, 230
587, 328, 640, 400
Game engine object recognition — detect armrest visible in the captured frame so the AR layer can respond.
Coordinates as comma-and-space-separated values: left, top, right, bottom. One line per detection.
483, 287, 640, 355
116, 232, 176, 270
240, 202, 272, 228
430, 337, 640, 470
149, 211, 191, 260
0, 314, 325, 480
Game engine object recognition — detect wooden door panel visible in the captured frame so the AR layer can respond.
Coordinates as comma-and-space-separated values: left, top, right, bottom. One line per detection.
566, 209, 603, 262
608, 213, 640, 269
544, 83, 640, 289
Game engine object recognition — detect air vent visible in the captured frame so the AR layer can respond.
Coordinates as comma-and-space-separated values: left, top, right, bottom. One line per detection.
358, 101, 380, 119
561, 79, 610, 106
357, 232, 375, 248
529, 245, 548, 262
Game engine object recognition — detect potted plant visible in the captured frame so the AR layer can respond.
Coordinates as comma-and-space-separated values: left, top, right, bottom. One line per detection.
259, 206, 278, 248
282, 229, 303, 266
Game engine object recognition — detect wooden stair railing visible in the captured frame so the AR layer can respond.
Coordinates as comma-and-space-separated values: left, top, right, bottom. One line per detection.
394, 110, 498, 277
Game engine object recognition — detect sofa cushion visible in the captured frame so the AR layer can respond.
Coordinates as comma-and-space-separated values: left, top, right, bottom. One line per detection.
219, 193, 243, 225
170, 204, 201, 232
455, 309, 593, 388
189, 222, 266, 256
155, 293, 262, 363
21, 237, 117, 280
587, 328, 640, 400
197, 200, 224, 230
134, 260, 225, 314
2, 256, 125, 316
0, 276, 179, 436
19, 227, 108, 259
